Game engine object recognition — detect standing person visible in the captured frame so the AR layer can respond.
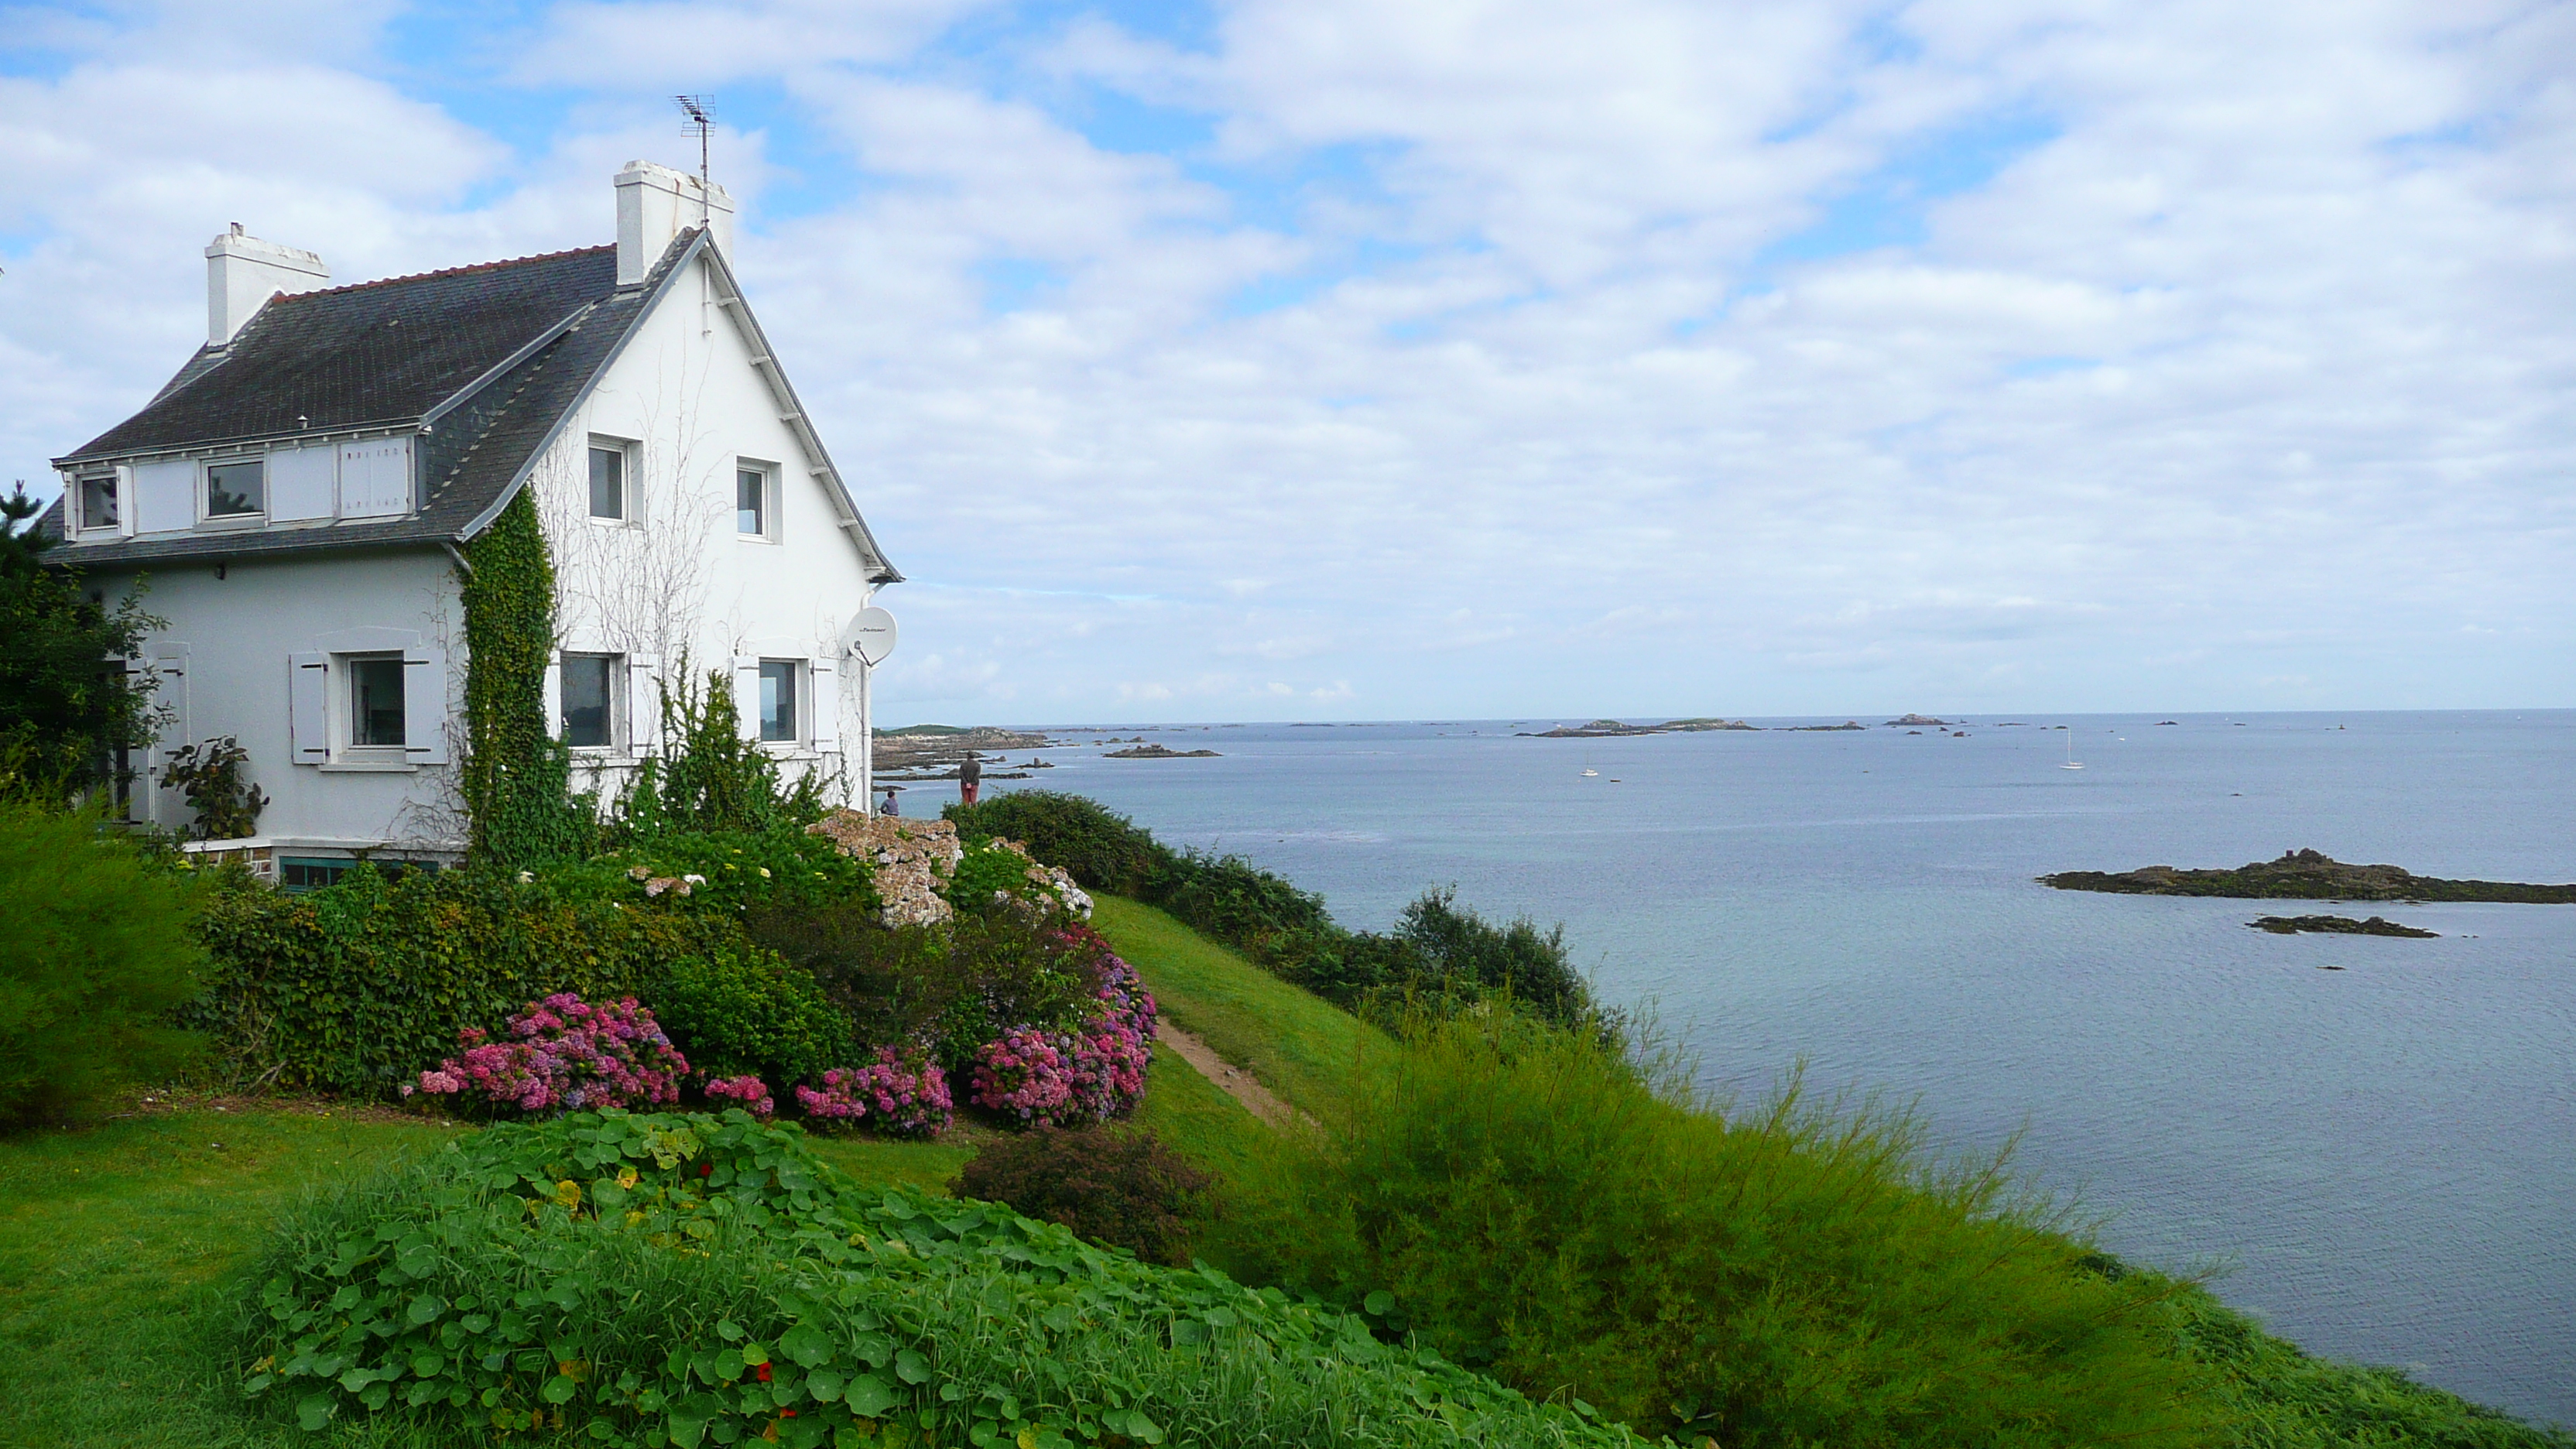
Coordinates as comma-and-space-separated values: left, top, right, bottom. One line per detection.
958, 751, 983, 808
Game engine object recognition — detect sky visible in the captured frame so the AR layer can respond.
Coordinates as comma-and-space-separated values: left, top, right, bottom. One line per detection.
3, 0, 2571, 724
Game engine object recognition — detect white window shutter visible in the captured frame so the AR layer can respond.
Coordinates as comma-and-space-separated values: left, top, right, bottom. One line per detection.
149, 645, 190, 824
732, 656, 761, 741
289, 653, 328, 764
810, 656, 838, 749
402, 646, 449, 764
625, 653, 661, 755
542, 658, 563, 740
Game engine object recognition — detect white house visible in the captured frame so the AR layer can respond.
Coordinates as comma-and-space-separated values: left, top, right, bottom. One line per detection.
43, 163, 900, 882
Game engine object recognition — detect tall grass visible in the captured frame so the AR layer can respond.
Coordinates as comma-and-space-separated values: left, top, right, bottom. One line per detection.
1211, 1010, 2224, 1447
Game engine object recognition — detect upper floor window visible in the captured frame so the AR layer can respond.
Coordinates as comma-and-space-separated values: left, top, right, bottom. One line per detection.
757, 659, 798, 742
348, 655, 406, 748
589, 441, 627, 519
736, 466, 767, 536
75, 474, 118, 532
206, 458, 264, 519
562, 653, 618, 748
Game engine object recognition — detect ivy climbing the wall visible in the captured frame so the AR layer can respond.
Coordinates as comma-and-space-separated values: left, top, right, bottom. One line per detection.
457, 491, 591, 869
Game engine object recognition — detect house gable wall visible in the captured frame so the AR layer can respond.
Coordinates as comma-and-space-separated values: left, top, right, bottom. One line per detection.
527, 245, 877, 795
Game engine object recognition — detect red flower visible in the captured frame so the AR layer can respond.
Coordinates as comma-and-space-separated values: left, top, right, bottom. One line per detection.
699, 1162, 713, 1177
782, 1410, 797, 1418
755, 1363, 772, 1382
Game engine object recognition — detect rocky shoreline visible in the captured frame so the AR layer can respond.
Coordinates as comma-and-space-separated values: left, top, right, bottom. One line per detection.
2043, 848, 2576, 903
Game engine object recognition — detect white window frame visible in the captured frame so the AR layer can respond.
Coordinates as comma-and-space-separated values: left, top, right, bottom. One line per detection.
200, 454, 267, 528
73, 471, 122, 535
340, 651, 409, 762
735, 458, 779, 543
587, 435, 639, 525
557, 651, 625, 752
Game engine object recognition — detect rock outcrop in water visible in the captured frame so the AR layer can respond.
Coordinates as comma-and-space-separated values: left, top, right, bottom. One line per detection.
1104, 744, 1221, 759
2043, 849, 2576, 903
2249, 915, 2440, 937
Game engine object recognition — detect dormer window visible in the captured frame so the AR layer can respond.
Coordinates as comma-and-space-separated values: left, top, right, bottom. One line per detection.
205, 458, 264, 519
75, 474, 118, 532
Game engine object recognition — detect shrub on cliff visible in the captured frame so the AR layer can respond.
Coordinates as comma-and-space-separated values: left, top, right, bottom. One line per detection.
1212, 1010, 2218, 1447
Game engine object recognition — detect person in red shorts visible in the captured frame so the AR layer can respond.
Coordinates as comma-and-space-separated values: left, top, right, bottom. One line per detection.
958, 752, 982, 807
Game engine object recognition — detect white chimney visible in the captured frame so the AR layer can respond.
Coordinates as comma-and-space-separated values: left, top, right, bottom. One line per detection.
615, 161, 735, 286
205, 224, 329, 348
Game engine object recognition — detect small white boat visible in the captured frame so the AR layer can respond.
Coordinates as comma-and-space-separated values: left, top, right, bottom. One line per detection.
1581, 768, 1598, 777
2060, 731, 2084, 770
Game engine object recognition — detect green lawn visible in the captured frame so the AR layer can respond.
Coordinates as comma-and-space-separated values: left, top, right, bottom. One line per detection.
1091, 894, 1385, 1116
0, 1105, 455, 1447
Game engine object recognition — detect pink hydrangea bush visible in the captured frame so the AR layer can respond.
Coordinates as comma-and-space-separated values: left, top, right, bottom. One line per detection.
794, 1047, 951, 1138
408, 994, 688, 1115
965, 932, 1159, 1129
702, 1074, 775, 1118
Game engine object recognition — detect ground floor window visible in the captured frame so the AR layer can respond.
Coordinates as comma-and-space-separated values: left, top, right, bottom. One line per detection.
561, 653, 618, 748
758, 659, 798, 742
349, 655, 406, 747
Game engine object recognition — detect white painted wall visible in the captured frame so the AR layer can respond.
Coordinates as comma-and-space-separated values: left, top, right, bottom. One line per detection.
532, 244, 879, 808
93, 550, 464, 850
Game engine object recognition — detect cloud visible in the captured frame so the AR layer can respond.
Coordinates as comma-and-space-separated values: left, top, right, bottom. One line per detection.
3, 0, 2568, 720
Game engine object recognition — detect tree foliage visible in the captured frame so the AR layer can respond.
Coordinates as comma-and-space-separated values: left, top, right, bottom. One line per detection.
0, 484, 162, 806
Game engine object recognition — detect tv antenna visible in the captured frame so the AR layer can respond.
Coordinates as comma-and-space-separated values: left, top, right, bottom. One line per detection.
674, 95, 714, 189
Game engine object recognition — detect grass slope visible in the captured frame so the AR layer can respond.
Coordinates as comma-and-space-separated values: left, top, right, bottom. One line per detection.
1091, 894, 1382, 1115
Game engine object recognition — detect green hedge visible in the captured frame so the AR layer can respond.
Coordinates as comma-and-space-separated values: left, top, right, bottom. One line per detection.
187, 865, 714, 1096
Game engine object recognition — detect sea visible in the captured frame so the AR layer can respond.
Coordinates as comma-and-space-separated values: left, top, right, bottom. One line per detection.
947, 710, 2575, 1426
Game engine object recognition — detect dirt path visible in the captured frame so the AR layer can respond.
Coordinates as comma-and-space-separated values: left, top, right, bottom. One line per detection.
1155, 1020, 1307, 1129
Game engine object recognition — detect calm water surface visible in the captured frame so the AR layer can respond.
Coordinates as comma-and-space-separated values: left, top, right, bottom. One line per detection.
961, 711, 2574, 1425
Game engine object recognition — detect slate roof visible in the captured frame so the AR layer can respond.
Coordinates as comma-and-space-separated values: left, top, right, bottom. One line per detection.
43, 231, 898, 582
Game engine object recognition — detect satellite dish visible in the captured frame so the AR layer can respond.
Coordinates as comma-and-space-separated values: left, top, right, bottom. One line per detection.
843, 606, 897, 666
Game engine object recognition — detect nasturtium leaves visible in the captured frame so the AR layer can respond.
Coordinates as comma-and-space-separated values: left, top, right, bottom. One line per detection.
1364, 1291, 1396, 1316
739, 1341, 771, 1368
407, 1293, 444, 1324
806, 1367, 845, 1402
780, 1324, 834, 1367
893, 1348, 930, 1385
844, 1373, 899, 1417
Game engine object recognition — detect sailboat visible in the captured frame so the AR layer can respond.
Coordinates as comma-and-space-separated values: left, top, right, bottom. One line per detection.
2060, 730, 2084, 770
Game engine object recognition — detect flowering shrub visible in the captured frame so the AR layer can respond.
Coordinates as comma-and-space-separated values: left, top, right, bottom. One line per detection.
794, 1046, 952, 1137
964, 931, 1157, 1129
702, 1073, 774, 1118
968, 1026, 1076, 1125
408, 993, 688, 1115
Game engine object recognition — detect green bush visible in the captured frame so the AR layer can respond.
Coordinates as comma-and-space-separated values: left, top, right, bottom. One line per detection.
609, 668, 832, 842
242, 1109, 1647, 1449
653, 944, 849, 1086
941, 835, 1053, 914
953, 1125, 1218, 1266
1211, 1012, 2221, 1447
748, 902, 1098, 1070
0, 806, 207, 1125
580, 826, 877, 915
187, 865, 713, 1096
947, 790, 1170, 896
